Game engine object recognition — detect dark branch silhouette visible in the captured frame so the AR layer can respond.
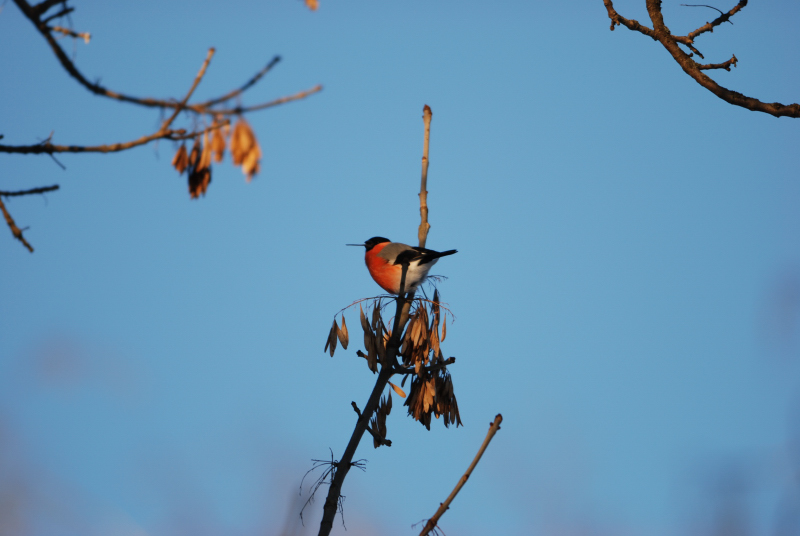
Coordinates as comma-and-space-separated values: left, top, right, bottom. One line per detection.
602, 0, 800, 118
3, 0, 322, 251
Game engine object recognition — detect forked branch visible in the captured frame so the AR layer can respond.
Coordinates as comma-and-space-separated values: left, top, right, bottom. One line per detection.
9, 0, 321, 119
603, 0, 800, 118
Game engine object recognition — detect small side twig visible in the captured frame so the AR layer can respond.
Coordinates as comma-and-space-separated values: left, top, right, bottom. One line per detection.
49, 25, 90, 43
394, 356, 455, 375
160, 48, 215, 132
0, 196, 34, 252
418, 414, 503, 536
0, 184, 60, 197
697, 54, 737, 70
685, 0, 746, 41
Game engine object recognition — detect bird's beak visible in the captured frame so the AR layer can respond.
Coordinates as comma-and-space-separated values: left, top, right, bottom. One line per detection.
345, 243, 364, 247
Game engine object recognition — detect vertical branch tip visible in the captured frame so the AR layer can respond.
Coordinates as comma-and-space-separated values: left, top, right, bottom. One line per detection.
418, 105, 432, 248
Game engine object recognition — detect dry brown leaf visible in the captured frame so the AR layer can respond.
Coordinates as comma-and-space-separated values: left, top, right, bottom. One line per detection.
441, 313, 447, 342
360, 305, 369, 332
188, 168, 211, 199
388, 381, 406, 398
241, 145, 261, 182
172, 144, 188, 174
371, 304, 380, 331
211, 122, 226, 162
199, 130, 212, 170
188, 136, 201, 167
375, 333, 386, 362
431, 323, 440, 358
324, 319, 339, 357
230, 118, 261, 182
337, 316, 349, 349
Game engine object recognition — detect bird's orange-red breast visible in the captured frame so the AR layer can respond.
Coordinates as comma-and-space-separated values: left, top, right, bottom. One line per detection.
349, 237, 457, 295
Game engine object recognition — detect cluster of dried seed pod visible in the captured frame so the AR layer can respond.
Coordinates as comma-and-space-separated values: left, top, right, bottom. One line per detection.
355, 302, 393, 372
230, 118, 262, 182
171, 118, 262, 198
369, 394, 392, 448
404, 368, 461, 430
399, 291, 461, 429
399, 291, 447, 373
324, 315, 348, 357
324, 292, 460, 432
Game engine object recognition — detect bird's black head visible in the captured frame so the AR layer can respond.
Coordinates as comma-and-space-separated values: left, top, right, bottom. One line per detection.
364, 236, 391, 251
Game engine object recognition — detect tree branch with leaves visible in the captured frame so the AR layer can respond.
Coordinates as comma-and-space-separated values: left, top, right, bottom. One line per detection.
312, 106, 463, 536
2, 0, 322, 251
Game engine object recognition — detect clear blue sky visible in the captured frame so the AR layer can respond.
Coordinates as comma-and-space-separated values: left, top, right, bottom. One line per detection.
2, 1, 800, 534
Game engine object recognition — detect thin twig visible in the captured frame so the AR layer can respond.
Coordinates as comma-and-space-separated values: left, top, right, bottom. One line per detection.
200, 55, 281, 107
602, 0, 657, 38
41, 6, 73, 24
0, 120, 228, 155
12, 0, 321, 118
394, 356, 455, 376
419, 415, 504, 536
697, 54, 737, 70
0, 196, 34, 252
49, 25, 89, 43
160, 48, 215, 132
417, 105, 432, 248
686, 0, 746, 41
211, 84, 323, 115
0, 185, 60, 197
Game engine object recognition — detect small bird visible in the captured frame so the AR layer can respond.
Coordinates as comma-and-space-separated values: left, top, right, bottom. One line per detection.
348, 237, 457, 295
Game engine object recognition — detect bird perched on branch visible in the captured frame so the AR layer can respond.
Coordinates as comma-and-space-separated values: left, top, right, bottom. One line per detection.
348, 237, 457, 295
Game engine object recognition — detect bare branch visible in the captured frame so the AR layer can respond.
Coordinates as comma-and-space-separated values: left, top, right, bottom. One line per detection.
0, 185, 60, 197
686, 0, 747, 41
0, 196, 34, 252
49, 25, 90, 43
418, 105, 432, 248
41, 6, 73, 24
210, 84, 323, 115
199, 55, 281, 108
32, 0, 65, 16
419, 414, 504, 536
0, 120, 229, 155
602, 0, 656, 38
698, 54, 737, 70
603, 0, 800, 118
160, 48, 215, 132
12, 0, 321, 118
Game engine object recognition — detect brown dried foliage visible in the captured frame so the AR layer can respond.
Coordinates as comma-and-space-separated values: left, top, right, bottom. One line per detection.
405, 369, 461, 430
369, 394, 392, 448
230, 118, 262, 182
326, 290, 460, 430
186, 136, 211, 199
170, 118, 262, 198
